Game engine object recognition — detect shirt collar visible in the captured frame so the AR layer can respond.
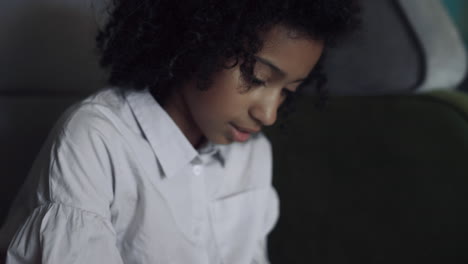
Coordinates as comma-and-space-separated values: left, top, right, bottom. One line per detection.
125, 88, 224, 178
198, 141, 225, 167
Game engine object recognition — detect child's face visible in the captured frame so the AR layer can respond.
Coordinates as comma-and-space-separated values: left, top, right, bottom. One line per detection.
165, 25, 324, 147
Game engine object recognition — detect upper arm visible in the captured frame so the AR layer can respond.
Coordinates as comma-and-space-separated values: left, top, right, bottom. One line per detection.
47, 106, 118, 218
5, 106, 125, 263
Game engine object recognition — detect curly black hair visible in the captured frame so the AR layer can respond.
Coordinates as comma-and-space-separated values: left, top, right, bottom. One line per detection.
97, 0, 361, 113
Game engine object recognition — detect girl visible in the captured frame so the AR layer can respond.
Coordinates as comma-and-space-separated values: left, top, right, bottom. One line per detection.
0, 0, 360, 263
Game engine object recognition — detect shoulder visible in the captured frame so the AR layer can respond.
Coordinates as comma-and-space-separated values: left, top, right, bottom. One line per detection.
250, 132, 272, 155
45, 88, 132, 186
248, 132, 273, 173
55, 87, 131, 145
219, 133, 273, 190
38, 89, 132, 216
226, 132, 272, 163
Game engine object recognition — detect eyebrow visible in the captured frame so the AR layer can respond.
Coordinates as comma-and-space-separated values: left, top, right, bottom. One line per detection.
254, 56, 306, 83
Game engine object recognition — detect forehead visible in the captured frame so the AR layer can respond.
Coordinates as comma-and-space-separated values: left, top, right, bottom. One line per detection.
256, 25, 324, 78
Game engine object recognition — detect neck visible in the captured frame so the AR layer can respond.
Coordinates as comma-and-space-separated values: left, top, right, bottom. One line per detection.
163, 88, 205, 148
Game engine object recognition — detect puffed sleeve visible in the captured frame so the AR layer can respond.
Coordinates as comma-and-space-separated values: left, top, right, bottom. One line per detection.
5, 107, 124, 264
7, 204, 124, 264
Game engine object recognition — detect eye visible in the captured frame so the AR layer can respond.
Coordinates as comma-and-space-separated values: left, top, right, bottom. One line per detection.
250, 76, 266, 86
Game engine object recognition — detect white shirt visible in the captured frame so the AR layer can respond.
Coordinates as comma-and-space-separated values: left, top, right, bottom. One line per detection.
0, 88, 279, 264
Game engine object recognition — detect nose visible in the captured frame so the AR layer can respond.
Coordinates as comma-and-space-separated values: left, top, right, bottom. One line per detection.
249, 92, 281, 127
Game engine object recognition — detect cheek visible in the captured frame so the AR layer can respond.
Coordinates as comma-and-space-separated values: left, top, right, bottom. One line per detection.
195, 92, 225, 117
187, 66, 249, 128
202, 69, 246, 114
186, 87, 234, 129
197, 89, 243, 121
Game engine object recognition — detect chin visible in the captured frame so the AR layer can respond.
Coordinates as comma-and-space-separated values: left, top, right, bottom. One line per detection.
211, 137, 232, 145
207, 132, 233, 145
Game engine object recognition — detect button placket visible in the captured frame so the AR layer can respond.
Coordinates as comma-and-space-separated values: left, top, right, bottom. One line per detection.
190, 157, 206, 243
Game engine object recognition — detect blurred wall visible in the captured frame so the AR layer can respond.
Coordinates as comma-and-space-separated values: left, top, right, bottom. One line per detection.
0, 0, 109, 94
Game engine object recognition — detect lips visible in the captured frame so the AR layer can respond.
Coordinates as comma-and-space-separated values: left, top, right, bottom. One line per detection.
231, 124, 260, 134
230, 123, 260, 142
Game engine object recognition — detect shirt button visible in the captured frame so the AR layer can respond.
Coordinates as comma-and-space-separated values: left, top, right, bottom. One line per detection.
193, 165, 203, 175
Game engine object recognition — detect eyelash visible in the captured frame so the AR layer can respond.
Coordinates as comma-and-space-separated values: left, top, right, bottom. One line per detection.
250, 76, 266, 86
249, 75, 294, 98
